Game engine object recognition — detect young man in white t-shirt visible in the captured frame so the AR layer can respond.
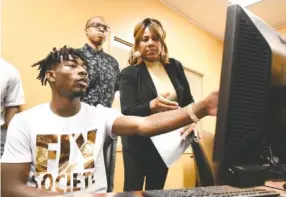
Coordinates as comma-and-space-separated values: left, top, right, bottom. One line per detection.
1, 46, 218, 197
0, 58, 25, 156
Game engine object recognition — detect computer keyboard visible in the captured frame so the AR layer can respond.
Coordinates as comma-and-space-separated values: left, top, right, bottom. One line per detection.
142, 185, 280, 197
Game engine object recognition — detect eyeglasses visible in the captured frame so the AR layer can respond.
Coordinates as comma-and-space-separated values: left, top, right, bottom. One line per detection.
87, 23, 110, 32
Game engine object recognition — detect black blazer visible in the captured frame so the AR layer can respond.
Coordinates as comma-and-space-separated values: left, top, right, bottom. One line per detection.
119, 58, 195, 159
119, 58, 194, 117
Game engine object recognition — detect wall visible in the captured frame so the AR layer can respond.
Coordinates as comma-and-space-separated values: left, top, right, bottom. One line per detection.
278, 25, 286, 36
0, 0, 2, 56
2, 0, 223, 192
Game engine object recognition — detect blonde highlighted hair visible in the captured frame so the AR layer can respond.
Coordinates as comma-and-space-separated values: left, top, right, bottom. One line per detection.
128, 18, 169, 65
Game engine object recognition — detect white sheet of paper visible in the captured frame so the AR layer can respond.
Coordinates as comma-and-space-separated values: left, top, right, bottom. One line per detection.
151, 127, 191, 167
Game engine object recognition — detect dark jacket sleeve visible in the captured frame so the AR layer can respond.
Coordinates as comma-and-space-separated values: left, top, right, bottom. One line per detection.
173, 59, 195, 107
119, 66, 151, 116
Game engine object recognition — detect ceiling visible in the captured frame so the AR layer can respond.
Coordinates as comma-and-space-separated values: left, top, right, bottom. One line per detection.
160, 0, 286, 40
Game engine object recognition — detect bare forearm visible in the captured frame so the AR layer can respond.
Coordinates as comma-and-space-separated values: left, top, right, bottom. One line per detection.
138, 101, 206, 136
2, 163, 60, 197
112, 92, 218, 137
3, 185, 59, 197
4, 106, 20, 128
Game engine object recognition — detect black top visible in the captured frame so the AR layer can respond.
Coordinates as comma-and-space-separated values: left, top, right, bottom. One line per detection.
79, 44, 120, 107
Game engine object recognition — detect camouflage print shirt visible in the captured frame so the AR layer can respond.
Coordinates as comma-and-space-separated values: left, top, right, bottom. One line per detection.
79, 44, 120, 107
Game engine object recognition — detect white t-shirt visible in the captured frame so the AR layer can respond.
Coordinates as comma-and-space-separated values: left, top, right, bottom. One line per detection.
1, 102, 122, 194
0, 58, 25, 126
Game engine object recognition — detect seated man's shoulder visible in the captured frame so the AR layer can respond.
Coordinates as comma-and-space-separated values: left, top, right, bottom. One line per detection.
82, 102, 121, 118
16, 103, 50, 120
81, 102, 103, 113
83, 102, 108, 111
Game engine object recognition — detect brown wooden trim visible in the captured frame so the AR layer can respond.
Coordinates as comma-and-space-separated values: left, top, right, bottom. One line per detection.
183, 66, 204, 77
114, 36, 133, 47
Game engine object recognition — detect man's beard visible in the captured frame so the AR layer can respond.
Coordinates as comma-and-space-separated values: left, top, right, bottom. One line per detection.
91, 38, 104, 47
70, 90, 86, 98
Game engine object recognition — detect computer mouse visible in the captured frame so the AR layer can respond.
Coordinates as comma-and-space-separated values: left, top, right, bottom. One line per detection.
283, 182, 286, 190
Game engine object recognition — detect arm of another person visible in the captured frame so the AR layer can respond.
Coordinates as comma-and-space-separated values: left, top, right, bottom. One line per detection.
119, 67, 152, 116
3, 70, 25, 128
4, 107, 20, 129
112, 91, 218, 137
1, 116, 59, 197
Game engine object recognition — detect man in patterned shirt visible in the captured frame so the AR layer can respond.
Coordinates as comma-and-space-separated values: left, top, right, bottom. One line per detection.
79, 16, 120, 107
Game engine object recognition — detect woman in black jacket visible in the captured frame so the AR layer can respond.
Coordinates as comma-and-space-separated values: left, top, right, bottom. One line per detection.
119, 18, 195, 191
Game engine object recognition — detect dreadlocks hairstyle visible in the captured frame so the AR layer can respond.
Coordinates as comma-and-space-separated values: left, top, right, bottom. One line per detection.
32, 45, 86, 85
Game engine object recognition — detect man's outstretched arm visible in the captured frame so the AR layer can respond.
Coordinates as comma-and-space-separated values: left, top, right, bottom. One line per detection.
112, 91, 218, 137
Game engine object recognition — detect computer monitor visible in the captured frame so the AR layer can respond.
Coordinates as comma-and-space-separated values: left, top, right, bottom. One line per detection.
212, 4, 286, 185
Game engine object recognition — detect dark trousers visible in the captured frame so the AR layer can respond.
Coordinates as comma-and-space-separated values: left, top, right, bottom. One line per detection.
122, 136, 168, 191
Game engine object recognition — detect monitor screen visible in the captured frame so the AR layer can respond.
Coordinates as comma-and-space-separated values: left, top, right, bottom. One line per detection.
213, 4, 286, 169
